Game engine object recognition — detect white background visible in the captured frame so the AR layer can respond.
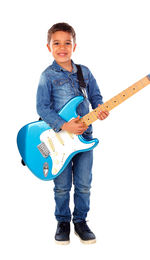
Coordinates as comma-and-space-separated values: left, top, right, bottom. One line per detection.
0, 0, 150, 259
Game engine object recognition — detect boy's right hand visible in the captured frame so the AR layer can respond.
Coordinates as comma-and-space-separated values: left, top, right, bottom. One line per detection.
61, 115, 88, 135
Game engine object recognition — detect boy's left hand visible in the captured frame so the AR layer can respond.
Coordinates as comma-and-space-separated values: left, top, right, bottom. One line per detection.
97, 104, 109, 120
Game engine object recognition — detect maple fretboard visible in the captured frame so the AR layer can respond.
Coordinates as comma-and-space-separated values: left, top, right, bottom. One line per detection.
80, 74, 150, 126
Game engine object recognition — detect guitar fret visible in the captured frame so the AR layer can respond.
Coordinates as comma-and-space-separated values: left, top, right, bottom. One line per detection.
84, 116, 92, 125
103, 102, 112, 111
90, 111, 97, 120
139, 81, 145, 89
126, 79, 146, 96
106, 97, 119, 110
94, 108, 99, 116
142, 77, 149, 85
111, 96, 120, 106
119, 90, 129, 102
102, 104, 109, 111
81, 117, 88, 125
89, 111, 95, 121
126, 85, 139, 96
99, 104, 106, 111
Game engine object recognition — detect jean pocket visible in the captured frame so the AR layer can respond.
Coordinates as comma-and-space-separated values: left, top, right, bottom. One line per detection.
82, 131, 93, 140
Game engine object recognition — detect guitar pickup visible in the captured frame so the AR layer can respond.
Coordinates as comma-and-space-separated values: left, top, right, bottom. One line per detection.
37, 142, 50, 158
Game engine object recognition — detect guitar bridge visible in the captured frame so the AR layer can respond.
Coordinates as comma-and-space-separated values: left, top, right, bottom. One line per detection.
37, 142, 50, 158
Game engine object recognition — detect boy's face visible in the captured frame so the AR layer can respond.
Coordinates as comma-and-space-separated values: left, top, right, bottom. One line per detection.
47, 31, 76, 65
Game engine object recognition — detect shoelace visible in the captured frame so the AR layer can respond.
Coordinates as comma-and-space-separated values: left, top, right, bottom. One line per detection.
58, 222, 70, 233
77, 221, 91, 232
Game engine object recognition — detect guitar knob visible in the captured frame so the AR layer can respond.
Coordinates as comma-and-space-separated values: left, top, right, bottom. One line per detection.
52, 168, 58, 175
54, 159, 59, 165
43, 162, 49, 177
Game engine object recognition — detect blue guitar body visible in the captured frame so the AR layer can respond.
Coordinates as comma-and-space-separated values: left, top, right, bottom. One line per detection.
17, 96, 99, 181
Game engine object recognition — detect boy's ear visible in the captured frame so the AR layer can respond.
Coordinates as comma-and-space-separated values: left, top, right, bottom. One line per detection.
47, 44, 51, 52
73, 43, 77, 52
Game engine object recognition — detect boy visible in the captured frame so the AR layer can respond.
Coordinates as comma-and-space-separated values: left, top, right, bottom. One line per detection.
36, 23, 109, 245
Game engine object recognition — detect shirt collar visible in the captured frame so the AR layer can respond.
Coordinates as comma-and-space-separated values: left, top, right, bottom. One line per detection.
51, 60, 77, 74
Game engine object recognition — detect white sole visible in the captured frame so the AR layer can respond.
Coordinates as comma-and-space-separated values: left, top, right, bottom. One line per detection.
55, 240, 70, 245
75, 232, 96, 244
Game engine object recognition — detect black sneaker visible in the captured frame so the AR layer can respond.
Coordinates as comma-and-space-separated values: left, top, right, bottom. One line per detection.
74, 221, 96, 244
55, 222, 70, 245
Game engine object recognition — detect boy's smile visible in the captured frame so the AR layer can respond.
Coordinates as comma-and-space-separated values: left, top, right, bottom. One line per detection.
47, 31, 76, 71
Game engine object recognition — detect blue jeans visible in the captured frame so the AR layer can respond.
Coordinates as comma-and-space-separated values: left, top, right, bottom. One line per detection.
53, 150, 93, 223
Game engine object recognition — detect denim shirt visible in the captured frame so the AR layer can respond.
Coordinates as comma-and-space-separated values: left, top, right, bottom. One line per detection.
36, 60, 103, 134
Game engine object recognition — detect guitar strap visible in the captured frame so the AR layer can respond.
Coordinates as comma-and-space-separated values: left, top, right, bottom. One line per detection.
76, 64, 86, 88
75, 64, 87, 98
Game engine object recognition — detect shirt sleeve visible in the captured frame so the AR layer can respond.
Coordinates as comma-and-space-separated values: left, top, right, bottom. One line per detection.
87, 69, 103, 109
36, 73, 66, 132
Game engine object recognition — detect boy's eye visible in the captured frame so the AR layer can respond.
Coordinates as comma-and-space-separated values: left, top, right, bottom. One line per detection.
53, 42, 72, 46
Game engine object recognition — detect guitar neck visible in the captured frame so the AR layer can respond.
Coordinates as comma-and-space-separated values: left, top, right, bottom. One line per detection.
80, 74, 150, 127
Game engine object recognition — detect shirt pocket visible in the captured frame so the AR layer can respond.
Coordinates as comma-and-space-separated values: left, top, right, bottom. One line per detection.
52, 78, 73, 95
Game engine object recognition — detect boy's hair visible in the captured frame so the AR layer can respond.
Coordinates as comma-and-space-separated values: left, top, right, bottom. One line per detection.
47, 22, 76, 45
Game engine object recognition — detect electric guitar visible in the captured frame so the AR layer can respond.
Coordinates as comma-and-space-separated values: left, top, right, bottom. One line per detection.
17, 74, 150, 181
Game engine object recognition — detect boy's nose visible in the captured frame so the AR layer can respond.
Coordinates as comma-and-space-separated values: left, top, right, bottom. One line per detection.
60, 44, 66, 49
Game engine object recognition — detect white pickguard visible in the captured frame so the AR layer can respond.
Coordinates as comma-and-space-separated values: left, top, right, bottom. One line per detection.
40, 129, 95, 175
